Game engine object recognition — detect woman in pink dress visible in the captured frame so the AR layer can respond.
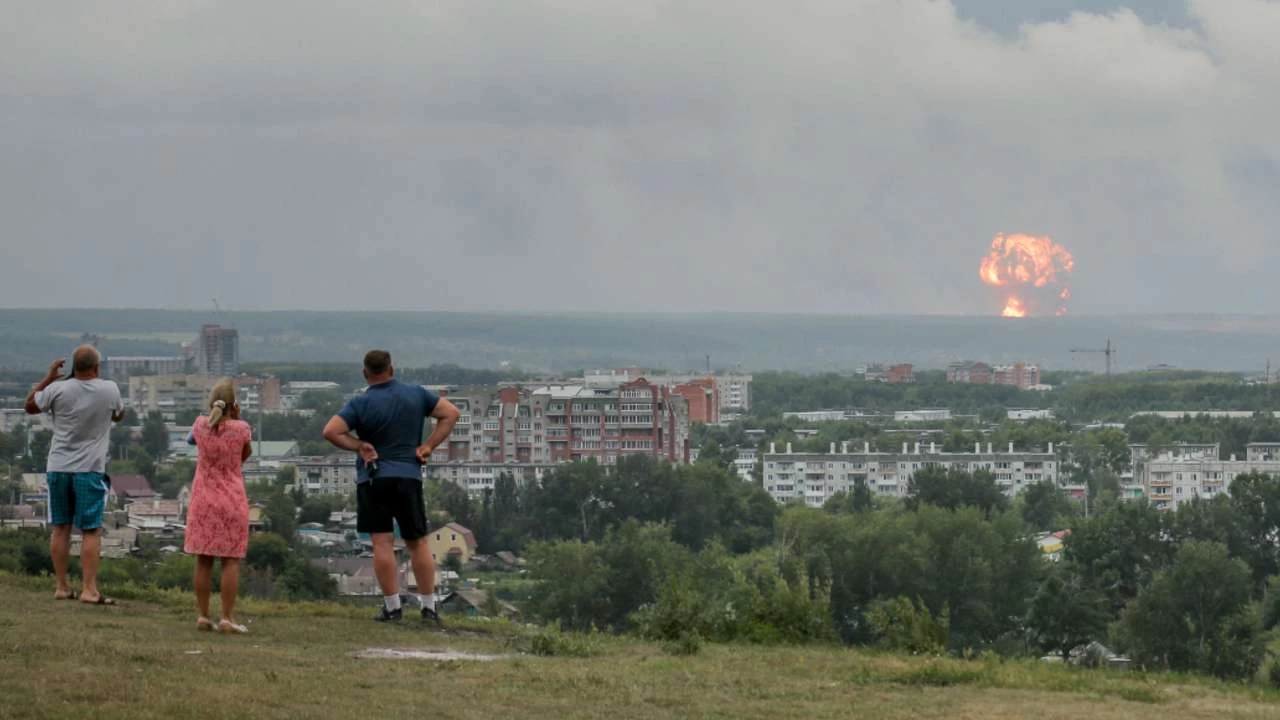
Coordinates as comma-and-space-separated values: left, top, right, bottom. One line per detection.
184, 380, 253, 633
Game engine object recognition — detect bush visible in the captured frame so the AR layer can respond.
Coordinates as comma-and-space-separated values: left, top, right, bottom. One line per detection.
632, 549, 835, 645
278, 560, 336, 601
1269, 660, 1280, 690
865, 596, 950, 655
519, 625, 600, 658
664, 630, 703, 657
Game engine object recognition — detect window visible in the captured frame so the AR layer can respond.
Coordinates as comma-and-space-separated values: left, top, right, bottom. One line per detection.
451, 533, 457, 541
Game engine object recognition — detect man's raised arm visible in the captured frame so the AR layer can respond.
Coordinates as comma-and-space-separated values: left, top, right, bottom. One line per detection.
25, 359, 65, 415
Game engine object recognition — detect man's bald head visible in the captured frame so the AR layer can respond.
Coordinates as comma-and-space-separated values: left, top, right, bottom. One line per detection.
72, 345, 101, 375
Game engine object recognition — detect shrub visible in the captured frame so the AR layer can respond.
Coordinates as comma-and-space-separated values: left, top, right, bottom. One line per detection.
520, 624, 600, 658
865, 596, 950, 655
664, 631, 703, 657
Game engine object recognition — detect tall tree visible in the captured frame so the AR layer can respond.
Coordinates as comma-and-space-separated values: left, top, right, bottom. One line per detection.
1228, 471, 1280, 589
140, 411, 170, 459
1064, 500, 1171, 614
265, 490, 297, 539
1026, 567, 1109, 661
907, 467, 1008, 517
1117, 541, 1262, 679
1020, 481, 1075, 532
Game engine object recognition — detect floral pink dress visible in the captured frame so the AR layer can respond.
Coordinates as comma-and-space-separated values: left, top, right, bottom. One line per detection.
184, 416, 251, 558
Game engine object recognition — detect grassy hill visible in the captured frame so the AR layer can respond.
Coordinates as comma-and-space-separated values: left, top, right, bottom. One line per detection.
1, 576, 1276, 719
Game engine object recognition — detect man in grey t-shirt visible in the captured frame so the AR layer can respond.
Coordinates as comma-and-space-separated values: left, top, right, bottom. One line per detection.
25, 346, 125, 604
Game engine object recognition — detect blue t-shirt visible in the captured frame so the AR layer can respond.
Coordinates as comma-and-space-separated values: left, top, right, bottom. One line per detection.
337, 379, 440, 483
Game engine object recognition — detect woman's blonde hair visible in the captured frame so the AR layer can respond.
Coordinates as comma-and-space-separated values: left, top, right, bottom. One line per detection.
207, 379, 237, 431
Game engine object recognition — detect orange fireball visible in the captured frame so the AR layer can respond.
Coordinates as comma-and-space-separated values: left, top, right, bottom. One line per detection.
979, 233, 1074, 318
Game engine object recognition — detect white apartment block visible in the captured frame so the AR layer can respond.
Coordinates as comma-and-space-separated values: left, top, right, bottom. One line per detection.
715, 375, 752, 413
763, 441, 1059, 508
1140, 443, 1280, 511
424, 462, 550, 500
294, 456, 359, 498
734, 447, 757, 482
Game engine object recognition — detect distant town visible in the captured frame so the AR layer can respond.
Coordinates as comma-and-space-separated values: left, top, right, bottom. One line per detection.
4, 320, 1280, 604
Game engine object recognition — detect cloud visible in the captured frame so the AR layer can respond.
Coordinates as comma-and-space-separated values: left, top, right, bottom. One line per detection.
1, 1, 1278, 315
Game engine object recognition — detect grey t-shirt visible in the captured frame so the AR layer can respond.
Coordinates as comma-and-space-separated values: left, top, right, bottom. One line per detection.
34, 378, 124, 473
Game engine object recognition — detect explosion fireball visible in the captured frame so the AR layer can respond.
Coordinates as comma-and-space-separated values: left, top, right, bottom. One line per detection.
978, 233, 1075, 318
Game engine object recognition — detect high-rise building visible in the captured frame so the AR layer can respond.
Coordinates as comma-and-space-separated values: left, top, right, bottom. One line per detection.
198, 324, 239, 376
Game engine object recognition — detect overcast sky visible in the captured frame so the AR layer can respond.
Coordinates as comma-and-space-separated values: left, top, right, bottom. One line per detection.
2, 1, 1277, 316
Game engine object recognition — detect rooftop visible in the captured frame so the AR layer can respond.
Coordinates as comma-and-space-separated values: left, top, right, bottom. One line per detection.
126, 499, 182, 517
109, 474, 155, 498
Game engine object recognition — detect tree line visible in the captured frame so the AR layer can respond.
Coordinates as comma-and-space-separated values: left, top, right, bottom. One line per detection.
491, 456, 1280, 682
749, 370, 1276, 423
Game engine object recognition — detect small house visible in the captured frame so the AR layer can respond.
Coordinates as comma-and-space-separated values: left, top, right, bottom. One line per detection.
429, 523, 478, 566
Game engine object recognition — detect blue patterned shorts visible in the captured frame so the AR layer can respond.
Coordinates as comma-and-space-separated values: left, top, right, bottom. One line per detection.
46, 472, 110, 530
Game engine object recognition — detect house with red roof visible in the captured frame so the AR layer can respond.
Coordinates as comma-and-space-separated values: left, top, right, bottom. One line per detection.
109, 475, 155, 506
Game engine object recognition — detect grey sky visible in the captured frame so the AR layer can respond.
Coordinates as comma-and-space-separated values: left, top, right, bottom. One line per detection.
2, 1, 1277, 316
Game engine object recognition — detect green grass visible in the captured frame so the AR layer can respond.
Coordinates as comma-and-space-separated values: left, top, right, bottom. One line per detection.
1, 575, 1276, 720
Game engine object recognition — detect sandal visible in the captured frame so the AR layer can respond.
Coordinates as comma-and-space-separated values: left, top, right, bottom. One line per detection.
218, 620, 249, 634
197, 617, 215, 632
54, 591, 78, 601
79, 595, 117, 606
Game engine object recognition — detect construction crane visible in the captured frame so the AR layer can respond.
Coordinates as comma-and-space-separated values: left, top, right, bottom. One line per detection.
1071, 338, 1116, 376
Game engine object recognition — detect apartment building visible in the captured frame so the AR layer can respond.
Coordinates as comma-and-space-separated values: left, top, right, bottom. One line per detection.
669, 378, 719, 424
103, 356, 193, 382
733, 447, 757, 483
583, 369, 751, 414
236, 375, 282, 412
1246, 443, 1280, 462
763, 441, 1059, 508
947, 361, 993, 385
130, 373, 281, 419
424, 462, 551, 499
1128, 442, 1219, 479
715, 374, 752, 413
130, 374, 224, 418
294, 456, 359, 497
1140, 443, 1280, 511
441, 378, 692, 469
886, 364, 915, 384
280, 381, 342, 409
992, 363, 1041, 390
948, 361, 1040, 390
198, 324, 239, 376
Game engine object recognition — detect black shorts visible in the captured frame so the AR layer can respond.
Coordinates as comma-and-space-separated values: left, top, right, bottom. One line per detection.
356, 477, 429, 541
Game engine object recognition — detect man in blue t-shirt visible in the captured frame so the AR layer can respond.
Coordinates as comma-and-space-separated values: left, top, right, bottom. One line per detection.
323, 350, 460, 624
